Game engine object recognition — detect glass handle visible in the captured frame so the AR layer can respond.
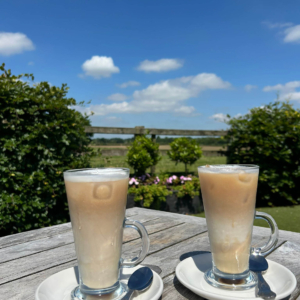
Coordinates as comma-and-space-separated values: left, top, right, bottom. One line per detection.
252, 211, 279, 256
121, 218, 150, 268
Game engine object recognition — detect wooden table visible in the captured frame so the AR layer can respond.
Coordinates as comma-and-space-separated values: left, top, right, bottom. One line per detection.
0, 207, 299, 299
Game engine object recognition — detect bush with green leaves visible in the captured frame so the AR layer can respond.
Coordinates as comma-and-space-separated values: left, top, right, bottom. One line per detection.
224, 101, 300, 206
0, 64, 99, 235
129, 184, 172, 210
167, 137, 202, 174
126, 135, 161, 175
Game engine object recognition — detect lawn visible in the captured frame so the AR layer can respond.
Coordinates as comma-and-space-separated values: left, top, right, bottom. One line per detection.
91, 155, 226, 175
194, 205, 300, 233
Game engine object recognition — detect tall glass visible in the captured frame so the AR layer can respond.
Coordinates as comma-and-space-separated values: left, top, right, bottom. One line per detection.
198, 165, 278, 290
64, 168, 150, 300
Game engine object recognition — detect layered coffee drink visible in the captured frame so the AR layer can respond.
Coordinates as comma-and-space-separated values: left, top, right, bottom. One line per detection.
64, 169, 129, 289
198, 165, 258, 274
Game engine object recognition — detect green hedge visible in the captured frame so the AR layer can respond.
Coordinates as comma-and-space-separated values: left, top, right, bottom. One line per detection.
0, 64, 97, 236
224, 101, 300, 207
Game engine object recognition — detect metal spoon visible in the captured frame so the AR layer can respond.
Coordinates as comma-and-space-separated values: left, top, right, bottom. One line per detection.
249, 255, 276, 299
123, 267, 153, 300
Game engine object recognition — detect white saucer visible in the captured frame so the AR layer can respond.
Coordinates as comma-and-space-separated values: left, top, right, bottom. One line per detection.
176, 252, 297, 300
36, 265, 163, 300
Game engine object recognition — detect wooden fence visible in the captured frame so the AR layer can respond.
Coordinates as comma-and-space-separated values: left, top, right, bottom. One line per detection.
85, 126, 227, 173
84, 126, 227, 137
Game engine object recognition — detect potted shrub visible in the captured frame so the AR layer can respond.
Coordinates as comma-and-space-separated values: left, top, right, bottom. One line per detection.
167, 137, 202, 174
127, 174, 203, 214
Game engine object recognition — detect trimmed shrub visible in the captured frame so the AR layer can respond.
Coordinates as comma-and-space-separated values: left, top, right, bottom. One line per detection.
224, 101, 300, 206
167, 137, 202, 174
126, 135, 161, 175
0, 64, 98, 235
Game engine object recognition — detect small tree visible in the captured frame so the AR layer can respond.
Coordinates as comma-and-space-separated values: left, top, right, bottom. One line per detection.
0, 64, 98, 235
126, 135, 161, 175
168, 137, 202, 174
224, 101, 300, 206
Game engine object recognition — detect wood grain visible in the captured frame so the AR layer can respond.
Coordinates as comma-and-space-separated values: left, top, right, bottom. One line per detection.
0, 209, 138, 251
0, 208, 299, 300
0, 212, 158, 264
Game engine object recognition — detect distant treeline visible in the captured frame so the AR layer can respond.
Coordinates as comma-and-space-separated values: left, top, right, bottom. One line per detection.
91, 136, 227, 146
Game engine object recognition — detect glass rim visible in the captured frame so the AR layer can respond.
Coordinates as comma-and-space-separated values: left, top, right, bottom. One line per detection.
198, 164, 259, 170
63, 167, 130, 175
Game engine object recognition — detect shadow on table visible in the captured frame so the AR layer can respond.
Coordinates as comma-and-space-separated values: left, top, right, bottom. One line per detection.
180, 251, 212, 272
172, 251, 212, 299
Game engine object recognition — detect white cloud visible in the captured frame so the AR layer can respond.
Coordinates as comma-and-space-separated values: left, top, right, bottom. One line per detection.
210, 113, 242, 123
107, 93, 128, 101
28, 61, 34, 66
117, 81, 140, 88
78, 73, 231, 116
262, 21, 293, 29
80, 56, 120, 79
137, 58, 183, 73
245, 84, 257, 92
263, 21, 300, 44
283, 25, 300, 43
263, 81, 300, 102
174, 106, 196, 115
0, 32, 35, 56
210, 113, 229, 123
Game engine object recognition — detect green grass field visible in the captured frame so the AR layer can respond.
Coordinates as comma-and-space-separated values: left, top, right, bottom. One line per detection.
194, 205, 300, 233
91, 155, 226, 174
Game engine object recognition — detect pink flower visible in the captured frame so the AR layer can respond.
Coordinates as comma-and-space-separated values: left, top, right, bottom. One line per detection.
167, 178, 173, 184
129, 178, 139, 185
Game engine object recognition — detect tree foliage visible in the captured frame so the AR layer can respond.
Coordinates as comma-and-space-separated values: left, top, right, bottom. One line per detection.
0, 64, 98, 235
126, 135, 161, 175
224, 101, 300, 206
167, 137, 202, 174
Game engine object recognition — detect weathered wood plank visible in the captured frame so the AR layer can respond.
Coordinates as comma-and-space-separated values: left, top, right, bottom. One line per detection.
0, 242, 76, 285
0, 208, 299, 300
0, 229, 294, 300
123, 218, 184, 243
0, 220, 202, 285
0, 209, 138, 250
123, 222, 207, 259
138, 230, 279, 279
126, 207, 208, 226
0, 214, 170, 264
0, 223, 72, 250
0, 260, 78, 300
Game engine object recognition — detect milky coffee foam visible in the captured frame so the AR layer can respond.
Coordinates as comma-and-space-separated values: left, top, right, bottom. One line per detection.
64, 168, 128, 182
198, 164, 258, 174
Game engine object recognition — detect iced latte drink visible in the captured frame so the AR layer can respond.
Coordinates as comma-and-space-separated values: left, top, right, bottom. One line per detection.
199, 165, 258, 274
198, 165, 260, 290
64, 168, 150, 300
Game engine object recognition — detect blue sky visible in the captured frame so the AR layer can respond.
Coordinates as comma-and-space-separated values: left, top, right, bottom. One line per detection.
1, 0, 300, 135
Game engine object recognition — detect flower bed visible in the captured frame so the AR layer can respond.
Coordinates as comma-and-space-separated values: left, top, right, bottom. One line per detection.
127, 174, 203, 214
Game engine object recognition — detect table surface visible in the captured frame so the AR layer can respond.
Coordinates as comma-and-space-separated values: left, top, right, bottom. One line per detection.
0, 207, 299, 300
